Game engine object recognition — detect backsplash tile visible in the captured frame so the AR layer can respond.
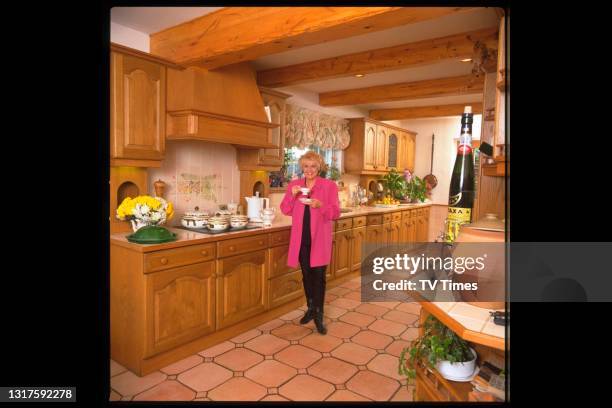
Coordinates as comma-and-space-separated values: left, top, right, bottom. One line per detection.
149, 141, 240, 225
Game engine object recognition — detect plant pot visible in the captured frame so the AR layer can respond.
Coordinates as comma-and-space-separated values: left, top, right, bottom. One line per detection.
435, 348, 477, 381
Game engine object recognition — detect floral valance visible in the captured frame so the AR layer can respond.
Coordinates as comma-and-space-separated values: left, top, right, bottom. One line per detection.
285, 104, 351, 150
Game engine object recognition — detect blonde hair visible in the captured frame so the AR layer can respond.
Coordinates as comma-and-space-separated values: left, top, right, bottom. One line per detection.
298, 151, 327, 174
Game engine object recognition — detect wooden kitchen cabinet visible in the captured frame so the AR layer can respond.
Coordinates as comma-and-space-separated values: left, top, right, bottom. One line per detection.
346, 118, 416, 175
334, 229, 353, 278
269, 269, 303, 309
416, 208, 431, 242
144, 261, 216, 358
366, 224, 384, 252
111, 45, 170, 167
216, 250, 269, 329
390, 220, 401, 244
351, 226, 366, 273
269, 244, 300, 278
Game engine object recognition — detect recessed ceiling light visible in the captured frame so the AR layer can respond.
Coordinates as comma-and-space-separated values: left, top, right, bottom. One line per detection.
355, 74, 364, 78
461, 58, 473, 63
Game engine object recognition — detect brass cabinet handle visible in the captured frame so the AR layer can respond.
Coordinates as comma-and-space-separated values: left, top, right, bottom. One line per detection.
160, 257, 168, 265
273, 261, 278, 269
201, 250, 209, 256
211, 273, 217, 278
229, 245, 236, 251
258, 240, 264, 245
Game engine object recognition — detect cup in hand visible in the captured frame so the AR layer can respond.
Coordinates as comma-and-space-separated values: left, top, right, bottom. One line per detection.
300, 187, 310, 196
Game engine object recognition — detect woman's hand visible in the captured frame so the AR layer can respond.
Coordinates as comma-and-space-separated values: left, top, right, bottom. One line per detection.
309, 198, 322, 209
291, 185, 301, 197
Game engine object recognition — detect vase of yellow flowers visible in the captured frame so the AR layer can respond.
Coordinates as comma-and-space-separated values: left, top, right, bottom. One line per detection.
116, 195, 175, 231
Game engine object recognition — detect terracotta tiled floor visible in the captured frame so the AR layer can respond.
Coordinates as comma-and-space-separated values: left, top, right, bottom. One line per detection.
110, 275, 419, 401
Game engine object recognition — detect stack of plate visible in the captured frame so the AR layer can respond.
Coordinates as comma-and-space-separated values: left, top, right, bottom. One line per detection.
181, 210, 210, 229
230, 214, 249, 229
207, 216, 229, 231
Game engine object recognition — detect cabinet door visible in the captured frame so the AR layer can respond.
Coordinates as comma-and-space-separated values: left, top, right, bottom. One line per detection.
405, 132, 416, 172
416, 213, 427, 242
376, 126, 389, 170
423, 208, 430, 242
382, 222, 393, 245
259, 97, 285, 166
410, 212, 418, 242
390, 221, 401, 244
269, 245, 300, 278
334, 229, 353, 278
400, 214, 410, 243
144, 262, 215, 358
351, 226, 366, 273
269, 269, 303, 309
366, 225, 384, 256
364, 122, 377, 171
387, 132, 399, 170
111, 52, 165, 161
216, 250, 268, 329
327, 237, 336, 281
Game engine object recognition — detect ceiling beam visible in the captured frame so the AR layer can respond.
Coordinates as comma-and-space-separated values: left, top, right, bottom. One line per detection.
149, 7, 472, 69
319, 74, 485, 106
369, 103, 483, 120
257, 27, 498, 88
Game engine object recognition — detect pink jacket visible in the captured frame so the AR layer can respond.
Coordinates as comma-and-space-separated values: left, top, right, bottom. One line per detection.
280, 176, 341, 268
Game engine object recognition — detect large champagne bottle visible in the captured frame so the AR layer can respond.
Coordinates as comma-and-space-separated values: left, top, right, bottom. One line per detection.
445, 106, 475, 243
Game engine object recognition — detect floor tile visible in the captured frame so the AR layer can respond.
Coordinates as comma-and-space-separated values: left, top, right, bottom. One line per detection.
331, 342, 377, 365
279, 374, 335, 401
351, 330, 393, 350
308, 357, 358, 384
400, 327, 420, 341
326, 389, 372, 401
368, 319, 407, 336
341, 280, 362, 290
355, 303, 389, 317
375, 301, 401, 309
339, 311, 376, 327
244, 360, 297, 388
215, 348, 264, 371
244, 333, 290, 355
325, 293, 339, 303
382, 310, 419, 326
346, 370, 400, 401
109, 390, 121, 401
198, 341, 235, 358
385, 339, 412, 357
177, 362, 232, 392
391, 385, 415, 401
324, 304, 348, 319
207, 377, 267, 401
395, 302, 421, 315
449, 302, 492, 320
279, 309, 304, 321
160, 354, 203, 375
343, 291, 363, 301
275, 344, 322, 369
256, 318, 286, 332
260, 394, 289, 401
330, 297, 361, 310
111, 370, 167, 397
230, 328, 261, 344
132, 380, 196, 401
299, 332, 343, 353
328, 286, 351, 296
367, 354, 404, 381
326, 321, 360, 339
272, 323, 312, 341
110, 360, 127, 377
481, 318, 505, 338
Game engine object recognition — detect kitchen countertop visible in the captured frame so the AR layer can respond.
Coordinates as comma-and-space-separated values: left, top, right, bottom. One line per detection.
110, 202, 432, 253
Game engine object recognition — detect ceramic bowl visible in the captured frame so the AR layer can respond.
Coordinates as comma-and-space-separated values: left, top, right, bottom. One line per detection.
181, 217, 209, 229
208, 222, 229, 231
230, 220, 248, 228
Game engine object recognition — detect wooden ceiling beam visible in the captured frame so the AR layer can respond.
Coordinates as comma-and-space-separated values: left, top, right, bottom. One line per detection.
369, 103, 483, 120
319, 74, 485, 106
150, 7, 472, 69
257, 27, 498, 88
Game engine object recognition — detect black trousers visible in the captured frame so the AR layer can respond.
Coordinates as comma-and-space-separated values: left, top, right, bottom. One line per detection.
298, 243, 327, 312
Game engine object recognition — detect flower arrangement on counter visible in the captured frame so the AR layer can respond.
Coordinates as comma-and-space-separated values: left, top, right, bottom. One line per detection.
116, 195, 174, 231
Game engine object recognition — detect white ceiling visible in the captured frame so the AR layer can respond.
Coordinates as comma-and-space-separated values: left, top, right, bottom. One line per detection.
110, 7, 499, 115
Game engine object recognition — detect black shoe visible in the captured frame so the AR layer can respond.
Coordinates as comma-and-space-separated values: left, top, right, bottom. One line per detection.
314, 308, 327, 335
300, 299, 314, 324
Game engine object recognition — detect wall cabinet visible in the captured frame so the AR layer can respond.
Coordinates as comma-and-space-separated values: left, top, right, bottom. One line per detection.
144, 261, 216, 358
216, 250, 268, 330
346, 118, 416, 175
110, 47, 167, 167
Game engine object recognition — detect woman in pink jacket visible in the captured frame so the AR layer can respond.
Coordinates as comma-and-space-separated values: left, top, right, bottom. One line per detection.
280, 151, 340, 334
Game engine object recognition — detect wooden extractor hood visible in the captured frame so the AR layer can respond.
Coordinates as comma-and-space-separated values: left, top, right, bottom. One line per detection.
166, 62, 278, 149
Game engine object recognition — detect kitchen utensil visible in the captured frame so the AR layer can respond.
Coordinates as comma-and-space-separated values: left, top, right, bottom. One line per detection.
300, 187, 310, 196
423, 133, 438, 189
245, 192, 270, 221
260, 207, 276, 226
227, 201, 238, 215
153, 179, 166, 198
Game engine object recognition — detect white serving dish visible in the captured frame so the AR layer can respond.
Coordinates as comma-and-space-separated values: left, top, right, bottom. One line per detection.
435, 348, 477, 381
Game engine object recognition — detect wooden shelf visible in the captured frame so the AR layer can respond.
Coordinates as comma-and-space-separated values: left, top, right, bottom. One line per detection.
482, 162, 506, 177
415, 363, 473, 402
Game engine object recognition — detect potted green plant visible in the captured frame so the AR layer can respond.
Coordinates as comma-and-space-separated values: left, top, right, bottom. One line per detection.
380, 169, 407, 200
405, 175, 428, 203
399, 315, 476, 381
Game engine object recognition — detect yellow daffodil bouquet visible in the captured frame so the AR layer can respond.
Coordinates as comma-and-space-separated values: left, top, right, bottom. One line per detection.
116, 195, 174, 231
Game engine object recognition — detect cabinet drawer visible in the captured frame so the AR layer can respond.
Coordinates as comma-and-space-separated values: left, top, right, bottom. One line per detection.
367, 214, 383, 225
392, 211, 402, 222
335, 218, 353, 231
269, 245, 300, 278
383, 213, 393, 223
269, 229, 291, 247
218, 234, 268, 258
269, 269, 303, 309
402, 210, 411, 220
144, 243, 216, 273
353, 216, 366, 227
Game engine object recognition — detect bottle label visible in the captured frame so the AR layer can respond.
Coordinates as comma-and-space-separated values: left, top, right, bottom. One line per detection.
449, 192, 462, 206
458, 144, 472, 155
444, 207, 472, 243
